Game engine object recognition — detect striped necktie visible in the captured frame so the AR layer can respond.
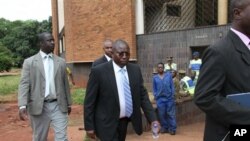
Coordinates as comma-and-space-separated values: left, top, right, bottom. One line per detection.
120, 68, 133, 117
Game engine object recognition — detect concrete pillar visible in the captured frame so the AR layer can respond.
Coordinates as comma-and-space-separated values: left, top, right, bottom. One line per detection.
218, 0, 228, 25
135, 0, 144, 34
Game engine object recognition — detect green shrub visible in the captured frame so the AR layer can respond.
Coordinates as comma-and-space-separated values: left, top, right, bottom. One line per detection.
71, 88, 85, 105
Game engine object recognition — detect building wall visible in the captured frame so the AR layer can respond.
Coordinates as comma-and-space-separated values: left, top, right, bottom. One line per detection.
52, 0, 137, 87
145, 0, 196, 33
51, 0, 59, 55
63, 0, 136, 63
137, 25, 231, 90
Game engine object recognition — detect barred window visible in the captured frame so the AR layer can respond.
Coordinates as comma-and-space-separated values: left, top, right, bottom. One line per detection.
167, 5, 181, 17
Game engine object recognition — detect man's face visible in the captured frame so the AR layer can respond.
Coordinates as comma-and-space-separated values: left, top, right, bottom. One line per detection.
112, 44, 130, 68
103, 41, 113, 58
234, 0, 250, 36
40, 33, 55, 54
167, 59, 173, 64
157, 64, 164, 73
193, 55, 199, 60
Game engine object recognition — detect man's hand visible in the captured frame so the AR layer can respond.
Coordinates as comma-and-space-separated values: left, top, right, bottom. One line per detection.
86, 130, 96, 139
19, 108, 28, 121
68, 106, 71, 115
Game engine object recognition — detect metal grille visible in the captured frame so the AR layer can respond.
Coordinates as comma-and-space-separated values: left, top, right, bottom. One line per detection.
144, 0, 231, 34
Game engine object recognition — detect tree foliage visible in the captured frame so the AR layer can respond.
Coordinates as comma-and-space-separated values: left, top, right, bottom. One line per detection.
0, 17, 52, 68
0, 42, 13, 72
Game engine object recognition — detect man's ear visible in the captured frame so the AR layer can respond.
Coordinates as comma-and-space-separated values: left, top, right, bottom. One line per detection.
233, 8, 242, 20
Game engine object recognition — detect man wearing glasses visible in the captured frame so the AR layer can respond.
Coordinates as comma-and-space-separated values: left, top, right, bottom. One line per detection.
84, 39, 160, 141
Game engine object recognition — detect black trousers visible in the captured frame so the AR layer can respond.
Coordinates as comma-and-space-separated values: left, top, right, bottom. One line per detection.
116, 117, 130, 141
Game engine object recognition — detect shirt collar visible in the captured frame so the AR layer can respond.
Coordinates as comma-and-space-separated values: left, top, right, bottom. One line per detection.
104, 54, 111, 61
231, 28, 250, 47
112, 61, 127, 73
40, 50, 53, 59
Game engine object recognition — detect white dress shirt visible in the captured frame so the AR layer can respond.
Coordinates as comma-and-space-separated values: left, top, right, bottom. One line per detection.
40, 50, 55, 98
104, 54, 111, 61
112, 61, 130, 118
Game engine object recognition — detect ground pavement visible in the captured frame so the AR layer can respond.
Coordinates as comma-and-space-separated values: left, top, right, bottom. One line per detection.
0, 103, 204, 141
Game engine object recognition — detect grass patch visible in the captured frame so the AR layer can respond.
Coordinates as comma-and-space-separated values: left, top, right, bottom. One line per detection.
0, 75, 20, 96
71, 88, 85, 105
0, 73, 86, 104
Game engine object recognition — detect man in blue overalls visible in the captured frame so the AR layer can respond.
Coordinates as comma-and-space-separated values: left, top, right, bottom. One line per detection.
152, 62, 177, 135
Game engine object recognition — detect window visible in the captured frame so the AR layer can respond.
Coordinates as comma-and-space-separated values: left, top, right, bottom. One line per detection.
167, 5, 181, 17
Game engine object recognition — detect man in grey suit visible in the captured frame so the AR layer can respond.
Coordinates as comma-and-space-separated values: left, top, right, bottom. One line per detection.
18, 32, 72, 141
84, 39, 160, 141
91, 39, 113, 67
194, 0, 250, 141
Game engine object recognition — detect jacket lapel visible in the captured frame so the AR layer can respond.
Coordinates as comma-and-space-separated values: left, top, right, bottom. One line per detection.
34, 53, 45, 78
107, 61, 120, 105
53, 55, 59, 78
229, 30, 250, 66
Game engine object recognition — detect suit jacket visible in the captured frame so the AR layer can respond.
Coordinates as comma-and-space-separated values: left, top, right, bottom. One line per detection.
84, 61, 157, 140
91, 55, 108, 68
18, 53, 72, 115
194, 30, 250, 141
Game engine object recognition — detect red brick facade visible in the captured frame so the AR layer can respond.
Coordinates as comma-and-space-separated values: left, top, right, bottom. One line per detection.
52, 0, 137, 87
53, 0, 136, 62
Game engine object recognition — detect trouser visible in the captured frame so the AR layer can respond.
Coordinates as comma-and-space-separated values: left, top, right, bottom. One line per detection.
96, 117, 130, 141
29, 101, 68, 141
156, 98, 177, 132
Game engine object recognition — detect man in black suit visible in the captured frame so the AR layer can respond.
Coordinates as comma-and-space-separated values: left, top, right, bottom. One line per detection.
194, 0, 250, 141
84, 39, 160, 141
91, 39, 113, 67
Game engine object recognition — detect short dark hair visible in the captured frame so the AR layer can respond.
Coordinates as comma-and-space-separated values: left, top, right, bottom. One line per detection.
157, 62, 164, 68
112, 39, 129, 51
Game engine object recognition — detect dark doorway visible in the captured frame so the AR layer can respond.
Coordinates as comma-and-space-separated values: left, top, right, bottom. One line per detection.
190, 46, 208, 59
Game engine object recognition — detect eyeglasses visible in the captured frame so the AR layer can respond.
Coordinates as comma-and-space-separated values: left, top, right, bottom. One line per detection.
116, 51, 130, 57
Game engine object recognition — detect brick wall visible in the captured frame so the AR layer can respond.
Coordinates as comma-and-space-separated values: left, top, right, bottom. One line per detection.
63, 0, 136, 63
51, 0, 59, 55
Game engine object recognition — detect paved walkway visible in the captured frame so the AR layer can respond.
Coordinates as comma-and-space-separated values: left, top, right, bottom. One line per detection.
126, 121, 204, 141
71, 121, 205, 141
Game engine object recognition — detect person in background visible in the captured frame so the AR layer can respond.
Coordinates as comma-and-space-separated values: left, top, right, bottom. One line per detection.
194, 0, 250, 140
188, 51, 202, 85
153, 62, 176, 135
164, 56, 177, 72
171, 70, 181, 100
91, 39, 113, 67
84, 39, 160, 141
18, 32, 72, 141
66, 67, 75, 85
83, 39, 114, 137
178, 70, 195, 96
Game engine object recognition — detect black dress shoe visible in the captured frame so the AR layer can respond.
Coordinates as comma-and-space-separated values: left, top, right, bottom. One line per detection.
160, 129, 169, 134
169, 131, 176, 135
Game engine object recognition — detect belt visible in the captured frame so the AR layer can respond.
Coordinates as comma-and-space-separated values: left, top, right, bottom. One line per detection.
44, 99, 57, 103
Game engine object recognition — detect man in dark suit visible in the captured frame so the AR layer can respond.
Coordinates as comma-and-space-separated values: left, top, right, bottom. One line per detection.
91, 39, 113, 67
18, 32, 72, 141
84, 39, 160, 141
194, 0, 250, 141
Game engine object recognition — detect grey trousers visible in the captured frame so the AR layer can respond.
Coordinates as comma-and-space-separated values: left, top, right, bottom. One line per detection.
29, 101, 68, 141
